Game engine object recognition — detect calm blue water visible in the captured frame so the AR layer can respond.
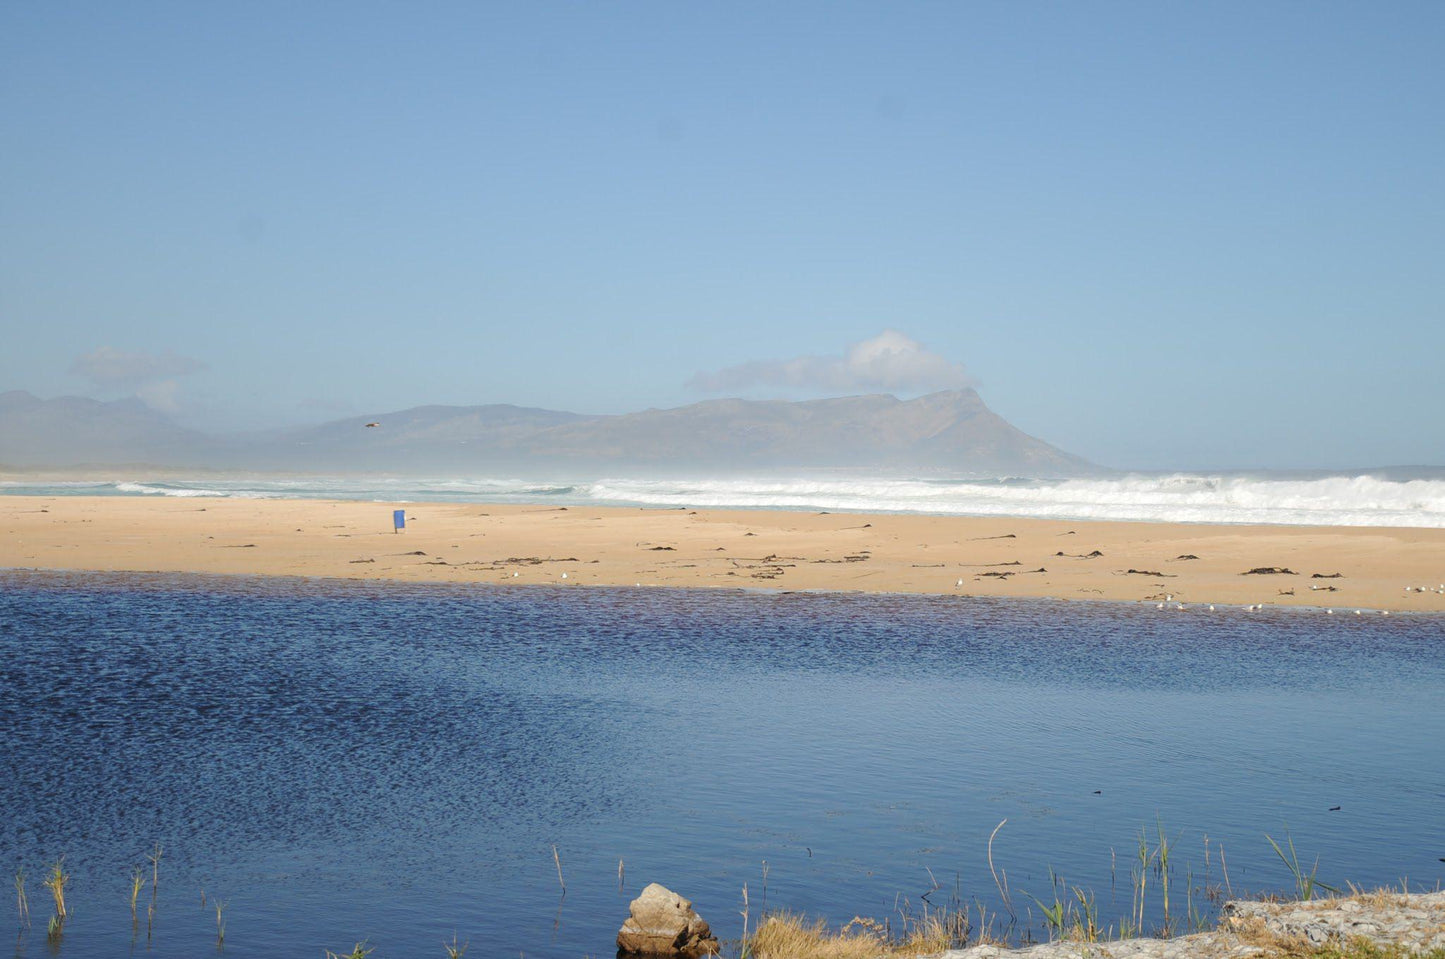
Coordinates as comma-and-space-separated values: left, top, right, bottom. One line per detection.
1, 571, 1442, 958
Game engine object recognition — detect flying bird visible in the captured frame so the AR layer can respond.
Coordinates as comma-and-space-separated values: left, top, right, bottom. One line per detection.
365, 422, 380, 428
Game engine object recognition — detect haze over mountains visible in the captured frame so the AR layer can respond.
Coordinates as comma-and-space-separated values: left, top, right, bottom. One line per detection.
0, 388, 1091, 476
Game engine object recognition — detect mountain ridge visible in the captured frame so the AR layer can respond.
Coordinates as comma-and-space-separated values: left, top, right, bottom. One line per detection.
0, 388, 1093, 476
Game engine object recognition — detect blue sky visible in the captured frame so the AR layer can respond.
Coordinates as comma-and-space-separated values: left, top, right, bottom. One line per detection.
2, 2, 1441, 470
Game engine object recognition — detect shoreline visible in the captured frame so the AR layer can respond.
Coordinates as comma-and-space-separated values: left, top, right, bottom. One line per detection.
8, 567, 1445, 622
4, 495, 1443, 612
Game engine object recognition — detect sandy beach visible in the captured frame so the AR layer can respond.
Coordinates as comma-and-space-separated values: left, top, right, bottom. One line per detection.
3, 495, 1443, 612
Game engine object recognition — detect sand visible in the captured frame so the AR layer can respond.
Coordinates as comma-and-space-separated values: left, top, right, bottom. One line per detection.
3, 495, 1443, 613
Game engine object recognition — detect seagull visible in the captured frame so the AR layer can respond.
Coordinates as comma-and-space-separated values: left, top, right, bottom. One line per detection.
1209, 605, 1215, 611
956, 578, 964, 588
1157, 603, 1165, 610
1326, 609, 1333, 615
365, 422, 380, 428
1354, 609, 1361, 615
561, 572, 568, 579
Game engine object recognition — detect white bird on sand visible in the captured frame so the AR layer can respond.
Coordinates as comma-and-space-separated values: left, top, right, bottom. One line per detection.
1209, 604, 1215, 611
1326, 609, 1333, 615
1382, 610, 1390, 615
1166, 594, 1173, 602
561, 572, 568, 579
512, 571, 519, 578
956, 578, 964, 588
1354, 609, 1361, 615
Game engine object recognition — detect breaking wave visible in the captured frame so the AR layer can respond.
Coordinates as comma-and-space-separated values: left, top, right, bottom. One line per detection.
579, 473, 1445, 527
5, 472, 1443, 527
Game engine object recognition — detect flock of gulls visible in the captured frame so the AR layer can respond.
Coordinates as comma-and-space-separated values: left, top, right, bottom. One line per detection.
1137, 583, 1445, 616
540, 566, 1433, 618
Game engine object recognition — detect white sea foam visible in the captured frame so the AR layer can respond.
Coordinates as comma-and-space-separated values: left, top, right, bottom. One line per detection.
7, 472, 1444, 527
578, 474, 1445, 527
113, 481, 229, 497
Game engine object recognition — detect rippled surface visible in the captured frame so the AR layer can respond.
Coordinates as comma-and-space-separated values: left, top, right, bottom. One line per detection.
1, 571, 1442, 958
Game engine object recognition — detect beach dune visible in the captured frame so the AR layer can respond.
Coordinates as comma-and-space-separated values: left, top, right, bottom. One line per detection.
3, 496, 1443, 613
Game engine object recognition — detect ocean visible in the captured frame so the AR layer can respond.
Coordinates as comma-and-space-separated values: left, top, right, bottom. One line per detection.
5, 468, 1445, 527
1, 572, 1442, 958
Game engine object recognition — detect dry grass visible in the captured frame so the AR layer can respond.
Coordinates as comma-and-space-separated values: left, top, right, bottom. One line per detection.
129, 866, 146, 919
13, 868, 29, 927
1340, 882, 1415, 911
745, 913, 889, 959
1287, 940, 1445, 959
743, 909, 969, 959
742, 873, 1438, 959
1224, 915, 1445, 959
324, 943, 374, 959
41, 859, 68, 920
896, 911, 970, 955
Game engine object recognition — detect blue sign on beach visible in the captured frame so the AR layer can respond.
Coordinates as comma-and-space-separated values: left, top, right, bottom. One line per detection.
393, 509, 406, 532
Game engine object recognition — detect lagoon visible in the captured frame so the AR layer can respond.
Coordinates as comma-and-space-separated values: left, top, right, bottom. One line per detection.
1, 572, 1442, 958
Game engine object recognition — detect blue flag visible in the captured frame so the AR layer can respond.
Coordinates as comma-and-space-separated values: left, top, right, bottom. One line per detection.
393, 509, 406, 532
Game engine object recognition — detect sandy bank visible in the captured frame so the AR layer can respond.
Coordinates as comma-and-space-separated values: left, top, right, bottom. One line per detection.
2, 496, 1443, 612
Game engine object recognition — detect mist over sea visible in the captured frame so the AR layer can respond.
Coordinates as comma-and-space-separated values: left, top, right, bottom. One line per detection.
5, 469, 1445, 528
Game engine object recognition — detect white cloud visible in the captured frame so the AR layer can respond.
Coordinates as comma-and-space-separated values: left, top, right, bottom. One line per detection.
688, 330, 973, 395
68, 345, 207, 415
69, 346, 206, 392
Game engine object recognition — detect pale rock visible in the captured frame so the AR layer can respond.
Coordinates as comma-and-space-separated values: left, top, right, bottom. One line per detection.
617, 883, 718, 957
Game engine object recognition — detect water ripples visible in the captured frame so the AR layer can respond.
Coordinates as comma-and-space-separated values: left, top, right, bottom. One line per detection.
1, 571, 1442, 958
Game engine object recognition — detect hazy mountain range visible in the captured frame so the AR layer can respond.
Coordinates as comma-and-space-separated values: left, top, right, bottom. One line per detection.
0, 388, 1091, 476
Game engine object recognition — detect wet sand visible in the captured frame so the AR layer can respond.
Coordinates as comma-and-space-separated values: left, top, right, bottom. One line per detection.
4, 495, 1444, 612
